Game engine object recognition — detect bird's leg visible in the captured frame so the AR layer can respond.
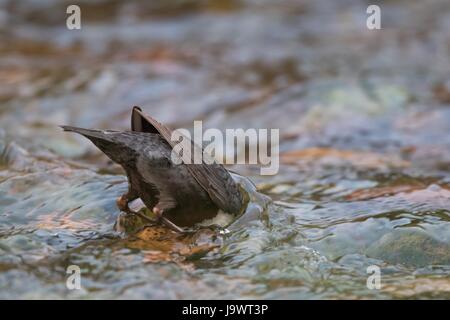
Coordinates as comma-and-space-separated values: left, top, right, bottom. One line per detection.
152, 205, 164, 220
152, 204, 185, 233
152, 193, 177, 221
117, 189, 159, 228
116, 194, 130, 212
116, 184, 140, 213
160, 216, 185, 233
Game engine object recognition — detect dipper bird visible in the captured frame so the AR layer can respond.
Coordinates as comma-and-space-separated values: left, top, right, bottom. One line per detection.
61, 107, 243, 230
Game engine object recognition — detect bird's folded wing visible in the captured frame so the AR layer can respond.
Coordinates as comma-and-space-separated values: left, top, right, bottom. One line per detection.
131, 106, 242, 214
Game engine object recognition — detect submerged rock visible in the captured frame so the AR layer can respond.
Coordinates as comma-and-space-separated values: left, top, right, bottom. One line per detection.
366, 230, 450, 267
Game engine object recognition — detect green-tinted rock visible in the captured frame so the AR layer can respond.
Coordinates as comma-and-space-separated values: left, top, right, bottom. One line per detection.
366, 229, 450, 267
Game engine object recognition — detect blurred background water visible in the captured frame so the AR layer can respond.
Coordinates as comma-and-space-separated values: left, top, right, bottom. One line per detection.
0, 0, 449, 299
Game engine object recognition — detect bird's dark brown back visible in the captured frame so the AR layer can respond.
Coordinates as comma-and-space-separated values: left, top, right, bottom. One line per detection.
130, 107, 243, 215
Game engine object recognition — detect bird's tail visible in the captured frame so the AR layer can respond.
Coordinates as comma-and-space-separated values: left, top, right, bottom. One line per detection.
60, 126, 113, 141
60, 125, 128, 165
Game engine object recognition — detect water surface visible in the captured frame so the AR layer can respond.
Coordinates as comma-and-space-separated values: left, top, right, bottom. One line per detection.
0, 0, 449, 299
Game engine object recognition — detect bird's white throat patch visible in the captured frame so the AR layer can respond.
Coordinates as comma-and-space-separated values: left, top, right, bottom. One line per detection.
196, 210, 234, 228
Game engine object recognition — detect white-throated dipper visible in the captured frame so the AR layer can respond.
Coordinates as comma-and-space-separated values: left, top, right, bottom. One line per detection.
61, 107, 243, 230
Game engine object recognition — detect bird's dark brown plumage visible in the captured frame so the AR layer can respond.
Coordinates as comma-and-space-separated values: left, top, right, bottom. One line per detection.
61, 108, 243, 228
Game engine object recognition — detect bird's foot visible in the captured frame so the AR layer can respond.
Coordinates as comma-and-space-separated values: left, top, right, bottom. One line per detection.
153, 206, 164, 220
116, 195, 130, 212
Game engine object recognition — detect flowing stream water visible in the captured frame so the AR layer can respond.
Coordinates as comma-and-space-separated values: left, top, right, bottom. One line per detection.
0, 0, 449, 299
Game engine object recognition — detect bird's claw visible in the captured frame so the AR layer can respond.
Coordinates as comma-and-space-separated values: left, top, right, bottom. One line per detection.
153, 206, 164, 220
116, 195, 129, 212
